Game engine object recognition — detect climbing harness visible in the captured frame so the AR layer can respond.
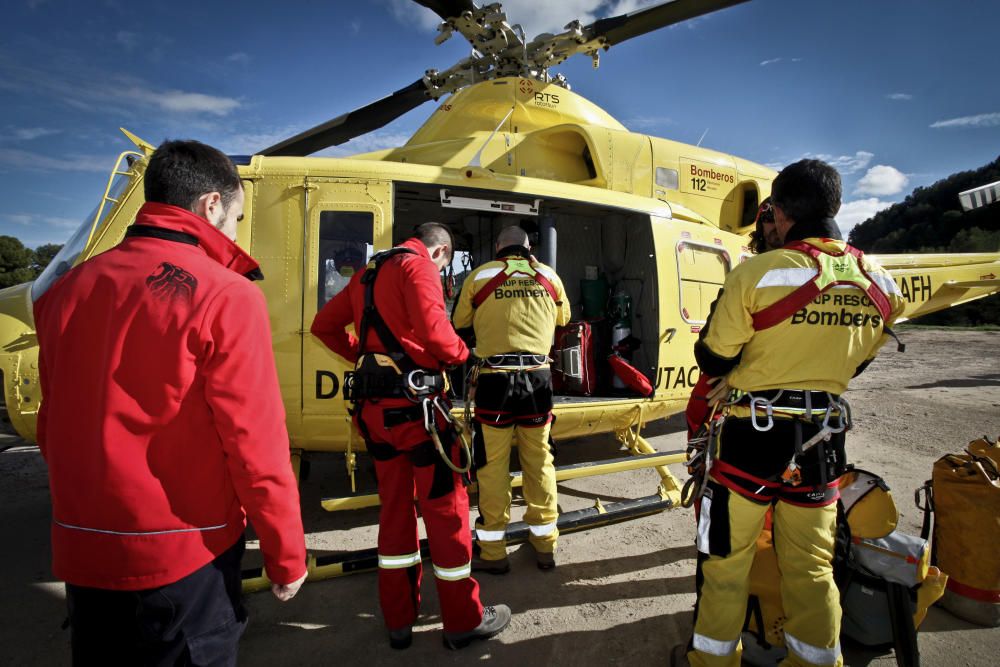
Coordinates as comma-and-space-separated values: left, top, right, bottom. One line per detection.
345, 247, 472, 475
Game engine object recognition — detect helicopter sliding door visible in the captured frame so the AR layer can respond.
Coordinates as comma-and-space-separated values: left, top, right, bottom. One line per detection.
300, 178, 391, 451
650, 219, 736, 400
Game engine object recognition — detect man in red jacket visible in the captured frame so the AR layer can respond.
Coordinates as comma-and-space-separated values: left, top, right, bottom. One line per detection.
34, 140, 307, 666
311, 223, 511, 650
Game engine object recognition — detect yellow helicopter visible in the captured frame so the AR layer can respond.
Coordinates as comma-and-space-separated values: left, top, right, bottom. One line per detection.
1, 0, 998, 587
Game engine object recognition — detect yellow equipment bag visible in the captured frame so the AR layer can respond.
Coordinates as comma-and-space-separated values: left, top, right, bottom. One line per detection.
923, 435, 1000, 627
744, 466, 946, 666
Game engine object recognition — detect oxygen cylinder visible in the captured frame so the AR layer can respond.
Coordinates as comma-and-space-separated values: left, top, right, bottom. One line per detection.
608, 286, 632, 389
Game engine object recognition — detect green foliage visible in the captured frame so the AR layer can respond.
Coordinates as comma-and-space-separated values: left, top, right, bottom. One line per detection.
849, 156, 1000, 253
0, 236, 37, 289
848, 156, 1000, 326
0, 237, 64, 289
32, 243, 63, 274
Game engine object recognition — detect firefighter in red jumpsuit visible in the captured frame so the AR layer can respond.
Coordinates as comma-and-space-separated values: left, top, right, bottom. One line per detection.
311, 222, 511, 650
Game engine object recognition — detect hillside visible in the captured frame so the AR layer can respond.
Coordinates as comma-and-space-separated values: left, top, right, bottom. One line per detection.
848, 156, 1000, 325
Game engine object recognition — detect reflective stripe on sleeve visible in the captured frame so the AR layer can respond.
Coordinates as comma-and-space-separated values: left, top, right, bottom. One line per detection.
529, 521, 557, 537
535, 266, 557, 281
871, 272, 902, 297
692, 632, 739, 656
432, 561, 471, 581
475, 267, 503, 280
476, 528, 506, 542
784, 632, 841, 666
755, 267, 818, 288
378, 551, 421, 569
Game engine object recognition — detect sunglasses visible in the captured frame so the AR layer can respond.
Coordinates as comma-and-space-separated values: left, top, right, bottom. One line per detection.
755, 201, 775, 225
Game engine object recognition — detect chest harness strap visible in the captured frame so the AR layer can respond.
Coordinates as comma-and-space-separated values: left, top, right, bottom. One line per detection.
345, 247, 471, 474
471, 256, 560, 308
752, 241, 894, 328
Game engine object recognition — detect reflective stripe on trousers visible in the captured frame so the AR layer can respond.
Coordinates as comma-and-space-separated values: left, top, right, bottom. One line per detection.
433, 561, 472, 581
378, 552, 421, 569
690, 482, 842, 667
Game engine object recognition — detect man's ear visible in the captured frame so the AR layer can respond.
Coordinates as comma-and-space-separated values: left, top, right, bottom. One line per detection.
193, 191, 222, 221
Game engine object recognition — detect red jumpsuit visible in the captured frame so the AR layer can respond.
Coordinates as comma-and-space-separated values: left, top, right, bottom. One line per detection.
311, 238, 483, 634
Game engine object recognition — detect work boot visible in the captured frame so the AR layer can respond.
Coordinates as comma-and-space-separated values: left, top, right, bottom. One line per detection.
388, 626, 412, 650
536, 551, 556, 571
472, 554, 510, 575
442, 604, 512, 650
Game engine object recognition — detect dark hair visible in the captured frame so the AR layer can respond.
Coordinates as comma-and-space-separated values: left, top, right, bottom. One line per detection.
145, 139, 242, 211
770, 159, 842, 224
414, 222, 454, 251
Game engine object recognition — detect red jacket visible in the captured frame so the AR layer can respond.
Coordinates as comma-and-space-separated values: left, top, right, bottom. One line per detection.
311, 237, 468, 368
34, 202, 306, 590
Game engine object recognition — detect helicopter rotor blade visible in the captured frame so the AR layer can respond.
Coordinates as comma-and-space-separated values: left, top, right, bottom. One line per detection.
411, 0, 476, 21
259, 78, 430, 157
584, 0, 749, 47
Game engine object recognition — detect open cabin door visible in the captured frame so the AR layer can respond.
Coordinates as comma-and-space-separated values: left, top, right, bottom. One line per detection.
300, 178, 391, 451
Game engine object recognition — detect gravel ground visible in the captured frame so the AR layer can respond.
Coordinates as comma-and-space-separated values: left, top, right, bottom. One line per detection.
1, 328, 997, 666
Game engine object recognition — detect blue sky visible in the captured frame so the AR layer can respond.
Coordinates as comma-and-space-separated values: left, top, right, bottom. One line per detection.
2, 0, 998, 248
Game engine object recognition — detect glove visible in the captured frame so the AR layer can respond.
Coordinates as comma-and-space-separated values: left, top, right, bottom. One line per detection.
705, 375, 731, 407
271, 571, 307, 602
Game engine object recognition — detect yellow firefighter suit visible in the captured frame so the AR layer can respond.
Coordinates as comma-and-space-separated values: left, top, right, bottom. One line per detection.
453, 246, 571, 562
688, 234, 905, 667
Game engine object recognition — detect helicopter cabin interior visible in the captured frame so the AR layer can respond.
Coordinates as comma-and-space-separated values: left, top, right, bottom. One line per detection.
315, 182, 660, 402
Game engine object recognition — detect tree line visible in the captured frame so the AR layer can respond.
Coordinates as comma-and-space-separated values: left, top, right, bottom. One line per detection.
0, 237, 62, 289
848, 155, 1000, 326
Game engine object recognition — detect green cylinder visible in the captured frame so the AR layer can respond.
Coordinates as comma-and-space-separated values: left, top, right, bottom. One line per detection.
580, 277, 609, 319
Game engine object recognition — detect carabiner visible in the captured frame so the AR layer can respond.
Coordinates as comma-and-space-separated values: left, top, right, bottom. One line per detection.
421, 397, 434, 434
749, 395, 774, 431
432, 395, 454, 425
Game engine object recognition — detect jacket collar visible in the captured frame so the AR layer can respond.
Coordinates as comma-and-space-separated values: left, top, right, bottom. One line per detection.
784, 216, 843, 244
131, 202, 263, 280
495, 245, 531, 260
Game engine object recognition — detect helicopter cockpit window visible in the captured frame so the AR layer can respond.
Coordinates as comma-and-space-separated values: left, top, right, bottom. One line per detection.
31, 165, 133, 302
318, 211, 373, 309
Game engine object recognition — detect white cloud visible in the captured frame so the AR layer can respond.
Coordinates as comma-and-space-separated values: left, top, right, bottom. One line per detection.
2, 127, 61, 142
625, 115, 674, 130
0, 148, 112, 173
116, 31, 139, 51
760, 58, 781, 66
384, 0, 668, 40
886, 92, 913, 101
225, 52, 250, 65
120, 87, 240, 115
29, 215, 78, 229
854, 164, 909, 196
316, 130, 415, 157
1, 212, 81, 247
0, 58, 240, 118
802, 150, 874, 175
836, 198, 894, 236
930, 112, 1000, 129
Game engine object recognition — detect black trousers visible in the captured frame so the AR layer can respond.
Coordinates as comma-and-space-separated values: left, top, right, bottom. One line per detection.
66, 536, 248, 667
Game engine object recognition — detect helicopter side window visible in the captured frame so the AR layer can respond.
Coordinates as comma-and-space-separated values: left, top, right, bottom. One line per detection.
317, 211, 373, 309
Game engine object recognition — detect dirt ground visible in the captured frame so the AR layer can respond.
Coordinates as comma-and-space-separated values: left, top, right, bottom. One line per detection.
1, 328, 997, 666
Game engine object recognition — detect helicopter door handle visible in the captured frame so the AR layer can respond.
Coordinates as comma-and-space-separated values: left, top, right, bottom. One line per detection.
662, 328, 677, 343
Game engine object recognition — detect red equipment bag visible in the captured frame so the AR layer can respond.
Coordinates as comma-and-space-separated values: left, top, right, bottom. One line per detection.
552, 321, 596, 396
608, 354, 653, 397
